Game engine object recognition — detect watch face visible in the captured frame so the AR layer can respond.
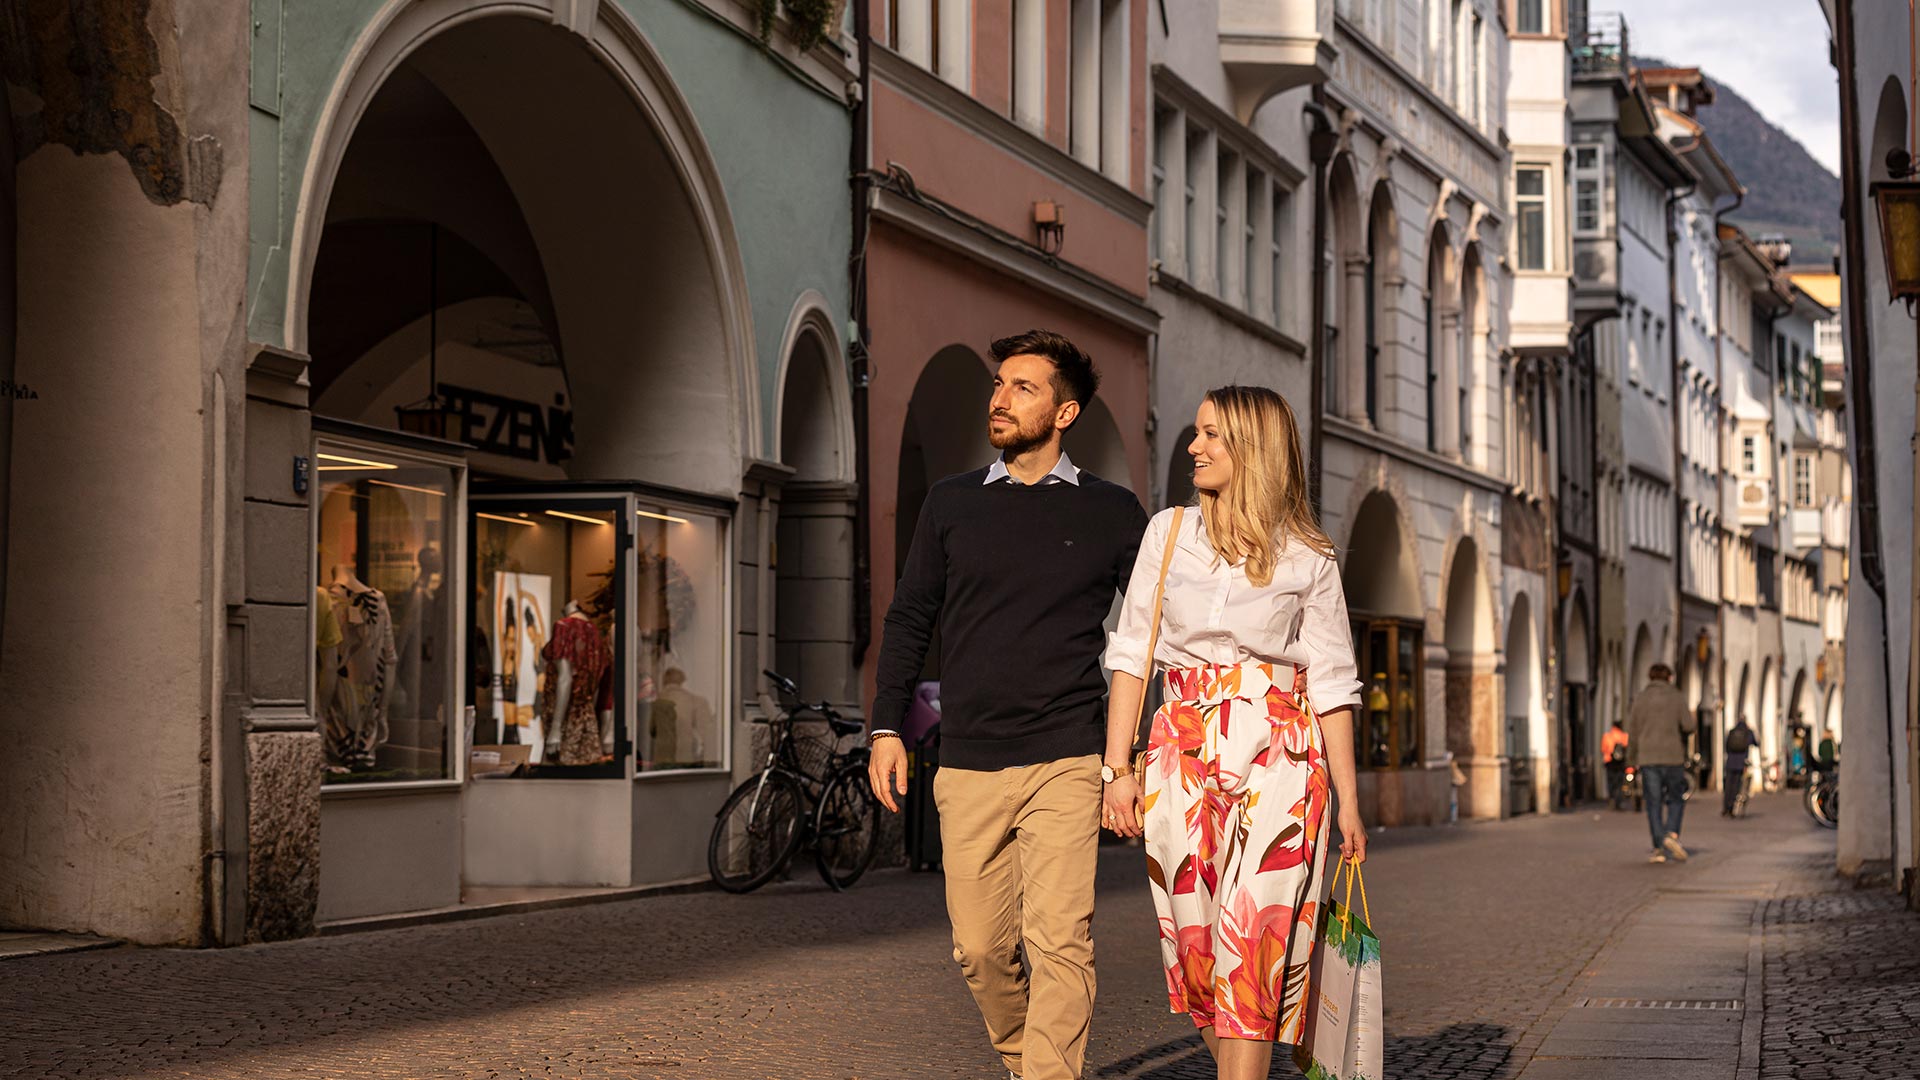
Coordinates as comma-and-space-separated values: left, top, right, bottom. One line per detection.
1101, 765, 1116, 783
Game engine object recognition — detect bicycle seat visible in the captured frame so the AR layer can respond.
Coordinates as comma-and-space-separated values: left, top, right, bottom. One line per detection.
826, 713, 864, 737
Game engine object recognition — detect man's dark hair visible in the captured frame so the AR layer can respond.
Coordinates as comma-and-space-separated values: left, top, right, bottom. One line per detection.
1648, 663, 1673, 682
989, 329, 1100, 419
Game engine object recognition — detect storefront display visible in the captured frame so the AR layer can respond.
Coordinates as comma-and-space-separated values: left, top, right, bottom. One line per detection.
313, 434, 464, 784
472, 501, 623, 776
468, 487, 729, 779
632, 503, 725, 774
1352, 618, 1424, 770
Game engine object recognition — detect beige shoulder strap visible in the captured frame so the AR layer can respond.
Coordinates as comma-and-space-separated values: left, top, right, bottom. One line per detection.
1131, 507, 1185, 730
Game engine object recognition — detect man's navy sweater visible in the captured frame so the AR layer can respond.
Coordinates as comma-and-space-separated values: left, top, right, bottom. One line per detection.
872, 466, 1149, 770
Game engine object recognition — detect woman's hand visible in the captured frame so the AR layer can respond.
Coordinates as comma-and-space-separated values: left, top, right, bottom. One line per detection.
1337, 803, 1367, 865
1103, 774, 1145, 838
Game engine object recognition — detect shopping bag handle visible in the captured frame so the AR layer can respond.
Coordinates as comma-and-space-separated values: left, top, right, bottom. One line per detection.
1330, 856, 1373, 929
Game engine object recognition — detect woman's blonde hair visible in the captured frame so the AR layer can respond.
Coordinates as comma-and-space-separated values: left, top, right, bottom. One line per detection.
1193, 385, 1334, 586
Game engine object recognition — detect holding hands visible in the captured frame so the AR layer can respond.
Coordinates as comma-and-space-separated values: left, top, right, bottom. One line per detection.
1102, 769, 1144, 838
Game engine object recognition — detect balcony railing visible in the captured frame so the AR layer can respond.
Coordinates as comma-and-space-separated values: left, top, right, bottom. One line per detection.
1573, 12, 1630, 77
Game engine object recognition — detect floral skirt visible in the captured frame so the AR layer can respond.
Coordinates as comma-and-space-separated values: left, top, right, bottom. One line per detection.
1142, 660, 1332, 1043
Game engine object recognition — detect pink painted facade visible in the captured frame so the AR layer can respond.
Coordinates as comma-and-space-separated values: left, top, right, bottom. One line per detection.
862, 0, 1155, 705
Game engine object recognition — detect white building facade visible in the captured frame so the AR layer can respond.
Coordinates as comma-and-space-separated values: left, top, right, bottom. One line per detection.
1316, 0, 1516, 824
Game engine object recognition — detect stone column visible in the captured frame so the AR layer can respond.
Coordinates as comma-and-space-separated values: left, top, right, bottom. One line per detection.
1437, 306, 1461, 458
239, 348, 322, 943
1344, 256, 1370, 424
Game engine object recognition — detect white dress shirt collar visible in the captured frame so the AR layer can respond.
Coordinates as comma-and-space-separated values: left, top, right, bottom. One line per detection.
984, 451, 1081, 486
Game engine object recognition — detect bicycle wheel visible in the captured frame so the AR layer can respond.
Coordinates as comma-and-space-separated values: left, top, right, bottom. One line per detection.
708, 771, 807, 893
813, 764, 879, 891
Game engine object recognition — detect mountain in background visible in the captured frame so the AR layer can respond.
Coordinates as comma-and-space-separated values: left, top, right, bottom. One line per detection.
1637, 55, 1842, 267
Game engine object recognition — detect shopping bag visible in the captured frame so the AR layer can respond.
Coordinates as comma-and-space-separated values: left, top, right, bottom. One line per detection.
1292, 858, 1383, 1080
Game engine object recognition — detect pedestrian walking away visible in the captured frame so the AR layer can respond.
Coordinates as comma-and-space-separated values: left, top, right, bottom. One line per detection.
1100, 386, 1366, 1080
1723, 716, 1756, 817
867, 330, 1149, 1080
1601, 718, 1630, 810
1624, 663, 1693, 863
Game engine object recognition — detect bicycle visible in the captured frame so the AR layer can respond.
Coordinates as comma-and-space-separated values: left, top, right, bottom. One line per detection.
706, 670, 880, 893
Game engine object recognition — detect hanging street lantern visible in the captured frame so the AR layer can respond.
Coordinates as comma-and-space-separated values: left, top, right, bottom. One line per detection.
1870, 150, 1920, 305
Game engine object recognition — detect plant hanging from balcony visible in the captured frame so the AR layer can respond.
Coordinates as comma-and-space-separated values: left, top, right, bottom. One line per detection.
755, 0, 842, 52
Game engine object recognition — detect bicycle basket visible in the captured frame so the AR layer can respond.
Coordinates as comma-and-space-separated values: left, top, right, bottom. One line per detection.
787, 718, 849, 779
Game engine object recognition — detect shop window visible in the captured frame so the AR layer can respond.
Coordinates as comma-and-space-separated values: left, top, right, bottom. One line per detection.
469, 489, 728, 779
1352, 618, 1424, 769
314, 436, 464, 785
631, 502, 727, 774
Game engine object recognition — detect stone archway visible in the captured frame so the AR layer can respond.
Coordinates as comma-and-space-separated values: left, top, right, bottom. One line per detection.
1629, 623, 1653, 711
300, 12, 753, 493
1562, 590, 1594, 804
1424, 222, 1458, 455
1361, 182, 1399, 431
1759, 657, 1778, 758
895, 346, 994, 679
1342, 490, 1428, 824
774, 308, 857, 706
1458, 243, 1488, 465
1443, 537, 1498, 818
1327, 155, 1364, 423
256, 1, 762, 936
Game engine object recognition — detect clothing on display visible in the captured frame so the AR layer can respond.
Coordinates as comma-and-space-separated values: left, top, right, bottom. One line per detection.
390, 561, 448, 729
322, 576, 399, 771
538, 613, 613, 766
651, 669, 714, 767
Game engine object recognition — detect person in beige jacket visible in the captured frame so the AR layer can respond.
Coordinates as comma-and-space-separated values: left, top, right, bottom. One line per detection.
1625, 663, 1694, 863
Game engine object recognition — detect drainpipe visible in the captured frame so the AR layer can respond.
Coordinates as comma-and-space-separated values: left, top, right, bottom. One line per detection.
1831, 0, 1902, 886
849, 0, 873, 664
1305, 92, 1336, 514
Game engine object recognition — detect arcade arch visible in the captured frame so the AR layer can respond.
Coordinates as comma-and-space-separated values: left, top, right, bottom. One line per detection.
1442, 536, 1500, 818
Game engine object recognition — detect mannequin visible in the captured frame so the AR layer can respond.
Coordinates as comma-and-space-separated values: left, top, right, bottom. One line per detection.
538, 598, 612, 765
322, 557, 397, 771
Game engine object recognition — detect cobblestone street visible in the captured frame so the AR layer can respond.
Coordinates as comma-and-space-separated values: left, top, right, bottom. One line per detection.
3, 792, 1910, 1079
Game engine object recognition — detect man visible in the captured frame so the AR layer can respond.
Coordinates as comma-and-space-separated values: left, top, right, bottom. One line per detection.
1600, 718, 1630, 810
1625, 663, 1693, 863
1723, 715, 1756, 817
868, 330, 1148, 1080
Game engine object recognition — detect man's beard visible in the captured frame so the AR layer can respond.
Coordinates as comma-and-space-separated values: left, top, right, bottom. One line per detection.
988, 412, 1051, 454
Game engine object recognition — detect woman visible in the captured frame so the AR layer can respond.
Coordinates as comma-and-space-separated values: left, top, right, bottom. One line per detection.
1101, 385, 1366, 1080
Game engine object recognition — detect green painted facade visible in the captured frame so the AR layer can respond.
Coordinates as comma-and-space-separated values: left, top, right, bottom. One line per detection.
245, 0, 852, 445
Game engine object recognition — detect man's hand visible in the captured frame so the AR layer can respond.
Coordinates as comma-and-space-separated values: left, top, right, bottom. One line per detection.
1102, 774, 1144, 838
868, 737, 909, 813
1338, 804, 1368, 865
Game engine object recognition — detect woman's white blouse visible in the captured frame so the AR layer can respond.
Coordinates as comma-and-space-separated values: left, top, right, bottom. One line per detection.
1104, 507, 1363, 712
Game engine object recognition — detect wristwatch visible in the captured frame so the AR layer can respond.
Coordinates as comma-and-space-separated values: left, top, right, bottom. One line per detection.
1101, 762, 1134, 784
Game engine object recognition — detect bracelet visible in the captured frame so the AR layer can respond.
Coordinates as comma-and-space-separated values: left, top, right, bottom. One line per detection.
868, 731, 902, 745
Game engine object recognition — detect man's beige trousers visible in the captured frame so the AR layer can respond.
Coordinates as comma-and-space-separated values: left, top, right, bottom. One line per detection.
933, 754, 1102, 1080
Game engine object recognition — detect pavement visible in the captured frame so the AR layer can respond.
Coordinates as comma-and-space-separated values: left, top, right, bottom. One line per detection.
0, 791, 1911, 1079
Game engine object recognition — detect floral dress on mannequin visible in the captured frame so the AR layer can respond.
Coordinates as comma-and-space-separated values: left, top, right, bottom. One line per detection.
539, 615, 613, 766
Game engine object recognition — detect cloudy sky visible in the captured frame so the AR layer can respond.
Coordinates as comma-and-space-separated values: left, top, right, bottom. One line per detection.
1606, 0, 1841, 175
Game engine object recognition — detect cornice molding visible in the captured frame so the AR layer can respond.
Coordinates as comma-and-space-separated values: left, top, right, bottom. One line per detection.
871, 187, 1160, 335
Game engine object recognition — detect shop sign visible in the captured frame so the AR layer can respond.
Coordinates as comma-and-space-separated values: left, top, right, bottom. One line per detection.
440, 382, 573, 465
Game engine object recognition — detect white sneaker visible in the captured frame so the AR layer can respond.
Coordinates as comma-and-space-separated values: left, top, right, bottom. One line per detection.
1662, 833, 1689, 862
1649, 851, 1668, 864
